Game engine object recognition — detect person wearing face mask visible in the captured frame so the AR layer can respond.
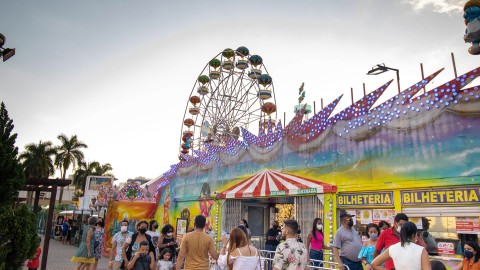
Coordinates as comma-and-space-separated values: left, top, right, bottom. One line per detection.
454, 241, 480, 270
92, 217, 105, 270
378, 221, 390, 234
110, 220, 133, 270
371, 221, 431, 270
306, 217, 326, 267
265, 220, 282, 252
146, 220, 160, 259
158, 224, 177, 260
358, 223, 380, 270
373, 213, 409, 270
123, 220, 156, 269
332, 212, 363, 270
240, 219, 251, 238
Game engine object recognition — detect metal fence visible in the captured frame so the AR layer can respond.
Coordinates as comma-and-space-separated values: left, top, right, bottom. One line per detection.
208, 250, 349, 270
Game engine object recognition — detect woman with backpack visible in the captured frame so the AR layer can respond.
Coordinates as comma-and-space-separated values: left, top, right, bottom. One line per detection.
122, 221, 156, 269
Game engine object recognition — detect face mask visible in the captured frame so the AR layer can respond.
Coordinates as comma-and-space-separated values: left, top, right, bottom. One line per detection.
97, 221, 104, 227
139, 228, 147, 234
396, 225, 402, 233
121, 226, 128, 232
316, 225, 323, 231
167, 232, 173, 237
347, 220, 354, 228
154, 225, 159, 229
464, 250, 474, 259
369, 233, 378, 240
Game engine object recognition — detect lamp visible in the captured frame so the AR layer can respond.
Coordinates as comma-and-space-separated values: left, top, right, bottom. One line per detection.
367, 64, 401, 94
0, 33, 15, 62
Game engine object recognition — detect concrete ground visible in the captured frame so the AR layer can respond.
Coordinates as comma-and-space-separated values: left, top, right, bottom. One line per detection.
31, 236, 110, 270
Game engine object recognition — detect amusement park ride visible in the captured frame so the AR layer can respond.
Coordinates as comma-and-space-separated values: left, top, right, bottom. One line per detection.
179, 47, 278, 159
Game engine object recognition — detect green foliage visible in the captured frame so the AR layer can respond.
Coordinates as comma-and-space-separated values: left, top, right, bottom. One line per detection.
54, 203, 71, 212
0, 102, 39, 269
0, 102, 25, 205
55, 134, 88, 203
73, 161, 114, 191
0, 205, 37, 270
55, 134, 87, 179
19, 140, 57, 179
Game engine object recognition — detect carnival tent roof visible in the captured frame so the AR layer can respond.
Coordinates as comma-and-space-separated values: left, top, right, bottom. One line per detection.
217, 170, 337, 199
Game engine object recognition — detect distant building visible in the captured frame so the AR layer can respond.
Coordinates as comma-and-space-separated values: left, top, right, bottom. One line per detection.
126, 176, 151, 186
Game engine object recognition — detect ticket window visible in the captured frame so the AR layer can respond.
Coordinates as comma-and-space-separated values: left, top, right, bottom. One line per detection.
411, 216, 479, 257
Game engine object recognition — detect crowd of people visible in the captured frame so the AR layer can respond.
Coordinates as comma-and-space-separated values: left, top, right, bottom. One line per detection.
67, 212, 480, 270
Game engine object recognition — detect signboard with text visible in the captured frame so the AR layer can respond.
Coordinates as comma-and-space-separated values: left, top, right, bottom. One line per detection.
401, 187, 480, 206
337, 191, 394, 207
437, 242, 455, 255
456, 217, 480, 234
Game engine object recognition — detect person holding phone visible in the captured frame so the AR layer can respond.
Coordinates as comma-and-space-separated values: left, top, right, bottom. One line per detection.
127, 240, 155, 270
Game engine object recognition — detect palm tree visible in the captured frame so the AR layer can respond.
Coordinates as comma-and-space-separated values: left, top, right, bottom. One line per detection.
55, 134, 88, 203
19, 141, 57, 206
20, 141, 57, 179
73, 161, 114, 192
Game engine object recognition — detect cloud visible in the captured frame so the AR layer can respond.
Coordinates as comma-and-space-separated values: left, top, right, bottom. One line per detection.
404, 0, 464, 14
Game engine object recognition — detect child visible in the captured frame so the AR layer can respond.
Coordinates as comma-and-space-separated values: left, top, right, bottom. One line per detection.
157, 249, 174, 270
27, 236, 42, 270
127, 240, 155, 270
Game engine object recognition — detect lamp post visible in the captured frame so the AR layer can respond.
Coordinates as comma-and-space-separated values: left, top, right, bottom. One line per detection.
367, 64, 401, 94
0, 33, 15, 62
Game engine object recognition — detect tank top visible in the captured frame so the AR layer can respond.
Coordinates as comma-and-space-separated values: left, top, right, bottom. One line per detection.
161, 236, 176, 255
218, 247, 261, 270
311, 231, 324, 251
389, 242, 423, 270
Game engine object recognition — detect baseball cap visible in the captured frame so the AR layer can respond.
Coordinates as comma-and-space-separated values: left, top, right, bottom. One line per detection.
340, 212, 355, 219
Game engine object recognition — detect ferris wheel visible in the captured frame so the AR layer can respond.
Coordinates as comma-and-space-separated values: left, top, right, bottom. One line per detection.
179, 47, 278, 158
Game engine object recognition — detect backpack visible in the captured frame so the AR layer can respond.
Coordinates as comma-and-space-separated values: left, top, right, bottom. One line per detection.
125, 233, 156, 260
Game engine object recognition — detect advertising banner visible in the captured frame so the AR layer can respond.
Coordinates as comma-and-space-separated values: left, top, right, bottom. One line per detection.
176, 218, 188, 240
372, 209, 395, 224
437, 242, 455, 255
456, 217, 480, 234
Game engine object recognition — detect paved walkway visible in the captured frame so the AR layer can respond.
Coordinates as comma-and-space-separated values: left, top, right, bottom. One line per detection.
33, 236, 110, 270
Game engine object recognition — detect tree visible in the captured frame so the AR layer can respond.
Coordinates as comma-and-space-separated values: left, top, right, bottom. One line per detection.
0, 204, 37, 270
20, 140, 57, 179
73, 161, 114, 192
0, 102, 37, 269
19, 140, 56, 206
0, 102, 25, 205
55, 134, 87, 203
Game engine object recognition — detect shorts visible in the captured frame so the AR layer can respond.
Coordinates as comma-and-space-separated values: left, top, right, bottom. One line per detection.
62, 230, 68, 236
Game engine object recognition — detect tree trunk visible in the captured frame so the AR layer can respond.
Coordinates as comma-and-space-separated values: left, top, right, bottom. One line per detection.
57, 168, 67, 203
26, 191, 33, 207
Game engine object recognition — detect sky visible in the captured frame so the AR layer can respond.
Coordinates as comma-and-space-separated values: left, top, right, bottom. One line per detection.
0, 0, 477, 182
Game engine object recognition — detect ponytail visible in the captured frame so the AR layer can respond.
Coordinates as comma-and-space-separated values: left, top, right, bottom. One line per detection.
400, 221, 417, 247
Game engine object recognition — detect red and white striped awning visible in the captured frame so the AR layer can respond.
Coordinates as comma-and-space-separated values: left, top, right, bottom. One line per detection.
217, 170, 337, 199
